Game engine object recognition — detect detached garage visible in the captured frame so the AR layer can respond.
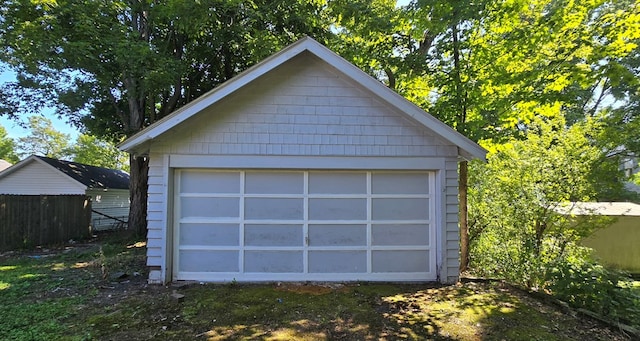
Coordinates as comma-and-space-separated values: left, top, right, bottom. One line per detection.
120, 37, 487, 284
0, 155, 130, 231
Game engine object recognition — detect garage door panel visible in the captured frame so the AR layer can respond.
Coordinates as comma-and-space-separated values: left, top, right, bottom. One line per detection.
308, 224, 367, 246
245, 198, 303, 220
180, 250, 239, 272
175, 170, 436, 281
371, 198, 430, 220
180, 223, 239, 246
309, 198, 367, 220
308, 172, 367, 194
245, 172, 304, 194
244, 251, 303, 273
372, 250, 429, 273
372, 224, 429, 246
181, 197, 239, 218
372, 173, 429, 194
181, 171, 239, 193
309, 251, 367, 273
244, 224, 303, 246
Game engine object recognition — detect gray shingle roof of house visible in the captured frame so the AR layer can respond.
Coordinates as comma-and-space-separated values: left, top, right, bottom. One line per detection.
36, 156, 129, 190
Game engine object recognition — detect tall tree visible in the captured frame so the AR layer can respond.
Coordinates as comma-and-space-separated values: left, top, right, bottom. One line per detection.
408, 0, 640, 271
16, 116, 70, 159
0, 0, 329, 235
469, 114, 617, 287
0, 125, 19, 163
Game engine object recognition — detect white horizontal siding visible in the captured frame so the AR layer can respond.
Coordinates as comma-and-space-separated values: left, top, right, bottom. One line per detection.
146, 153, 168, 271
444, 159, 460, 283
0, 161, 86, 195
86, 189, 130, 231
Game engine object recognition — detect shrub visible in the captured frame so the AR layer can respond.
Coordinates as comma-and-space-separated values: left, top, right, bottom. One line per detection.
468, 115, 640, 327
547, 257, 640, 327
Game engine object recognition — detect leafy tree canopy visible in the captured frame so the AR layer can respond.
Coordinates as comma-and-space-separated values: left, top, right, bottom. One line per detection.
0, 125, 19, 163
68, 134, 129, 172
0, 0, 331, 233
468, 112, 620, 286
15, 116, 71, 159
0, 0, 330, 140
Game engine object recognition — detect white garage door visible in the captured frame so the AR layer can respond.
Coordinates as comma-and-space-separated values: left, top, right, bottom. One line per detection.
174, 170, 436, 282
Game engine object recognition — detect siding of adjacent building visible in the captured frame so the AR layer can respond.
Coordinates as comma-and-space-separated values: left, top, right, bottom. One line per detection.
0, 161, 86, 195
86, 188, 130, 231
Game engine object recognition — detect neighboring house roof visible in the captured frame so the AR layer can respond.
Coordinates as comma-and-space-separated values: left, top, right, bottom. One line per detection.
0, 159, 11, 172
553, 202, 640, 216
0, 155, 129, 190
119, 36, 487, 161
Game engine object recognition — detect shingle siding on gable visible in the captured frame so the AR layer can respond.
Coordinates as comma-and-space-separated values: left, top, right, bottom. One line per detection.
151, 54, 457, 158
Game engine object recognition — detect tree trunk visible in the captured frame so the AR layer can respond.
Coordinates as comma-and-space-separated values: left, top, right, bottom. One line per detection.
450, 14, 471, 274
128, 154, 149, 236
459, 160, 470, 272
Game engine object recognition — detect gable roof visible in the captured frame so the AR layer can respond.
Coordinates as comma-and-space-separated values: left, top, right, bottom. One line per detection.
0, 159, 11, 172
553, 202, 640, 217
119, 36, 487, 161
0, 155, 129, 190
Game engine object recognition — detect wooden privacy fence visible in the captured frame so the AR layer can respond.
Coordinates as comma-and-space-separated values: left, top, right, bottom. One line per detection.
0, 195, 92, 251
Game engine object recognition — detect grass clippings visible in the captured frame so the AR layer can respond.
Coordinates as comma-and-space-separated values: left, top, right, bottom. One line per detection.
0, 234, 635, 340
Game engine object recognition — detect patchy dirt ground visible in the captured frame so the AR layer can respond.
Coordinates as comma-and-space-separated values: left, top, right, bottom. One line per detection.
0, 234, 637, 340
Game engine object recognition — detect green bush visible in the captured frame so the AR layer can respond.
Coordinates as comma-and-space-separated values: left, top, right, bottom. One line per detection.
468, 115, 640, 328
546, 258, 640, 327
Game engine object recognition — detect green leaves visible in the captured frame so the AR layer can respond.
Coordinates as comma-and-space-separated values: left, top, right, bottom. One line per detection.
468, 113, 624, 287
67, 134, 129, 172
16, 116, 71, 159
0, 125, 19, 163
0, 0, 331, 138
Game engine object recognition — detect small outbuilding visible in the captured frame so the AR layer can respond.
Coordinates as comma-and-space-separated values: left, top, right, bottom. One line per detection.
558, 202, 640, 274
120, 37, 487, 284
0, 155, 130, 230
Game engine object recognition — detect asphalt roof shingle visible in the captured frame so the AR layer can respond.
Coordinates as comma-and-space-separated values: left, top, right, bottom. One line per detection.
36, 156, 129, 190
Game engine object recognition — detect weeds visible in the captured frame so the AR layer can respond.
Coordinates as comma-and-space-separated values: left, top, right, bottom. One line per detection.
548, 261, 640, 329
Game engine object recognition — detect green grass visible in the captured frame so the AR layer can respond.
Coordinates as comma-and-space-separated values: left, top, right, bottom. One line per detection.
0, 235, 634, 340
0, 233, 147, 340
